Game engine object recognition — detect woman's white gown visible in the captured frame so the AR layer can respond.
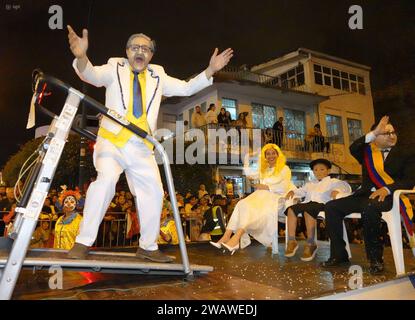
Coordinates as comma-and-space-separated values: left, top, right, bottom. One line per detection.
227, 165, 295, 248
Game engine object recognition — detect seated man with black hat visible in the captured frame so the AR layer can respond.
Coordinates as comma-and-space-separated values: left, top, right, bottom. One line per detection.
285, 158, 351, 261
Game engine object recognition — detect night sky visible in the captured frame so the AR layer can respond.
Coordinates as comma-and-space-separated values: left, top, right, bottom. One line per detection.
1, 0, 415, 167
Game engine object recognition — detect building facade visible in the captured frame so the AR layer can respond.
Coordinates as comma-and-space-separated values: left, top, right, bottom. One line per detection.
160, 48, 375, 193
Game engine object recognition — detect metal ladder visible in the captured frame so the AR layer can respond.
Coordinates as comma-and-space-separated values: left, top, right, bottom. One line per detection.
0, 71, 193, 299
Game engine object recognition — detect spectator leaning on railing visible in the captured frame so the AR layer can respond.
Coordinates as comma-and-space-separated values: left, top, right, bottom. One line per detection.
205, 104, 218, 125
191, 105, 207, 128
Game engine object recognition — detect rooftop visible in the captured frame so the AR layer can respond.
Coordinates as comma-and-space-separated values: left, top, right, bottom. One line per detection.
252, 47, 371, 73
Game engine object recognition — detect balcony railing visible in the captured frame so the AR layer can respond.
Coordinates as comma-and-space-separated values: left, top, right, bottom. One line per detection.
215, 66, 313, 94
185, 124, 333, 156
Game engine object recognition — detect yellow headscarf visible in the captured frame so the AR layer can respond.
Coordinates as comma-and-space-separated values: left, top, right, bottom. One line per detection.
259, 143, 286, 179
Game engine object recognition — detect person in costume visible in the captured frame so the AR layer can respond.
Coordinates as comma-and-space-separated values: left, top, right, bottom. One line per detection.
284, 158, 351, 261
322, 116, 415, 274
158, 205, 178, 245
54, 190, 83, 250
210, 143, 296, 254
66, 25, 233, 262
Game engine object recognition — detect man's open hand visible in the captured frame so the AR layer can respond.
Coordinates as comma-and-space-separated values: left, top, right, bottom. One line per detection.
206, 48, 233, 78
67, 25, 88, 59
373, 115, 389, 136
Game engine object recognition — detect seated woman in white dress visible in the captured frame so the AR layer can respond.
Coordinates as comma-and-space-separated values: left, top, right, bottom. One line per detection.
210, 143, 295, 254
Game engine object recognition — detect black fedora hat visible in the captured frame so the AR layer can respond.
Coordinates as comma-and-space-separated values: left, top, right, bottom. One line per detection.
309, 158, 332, 170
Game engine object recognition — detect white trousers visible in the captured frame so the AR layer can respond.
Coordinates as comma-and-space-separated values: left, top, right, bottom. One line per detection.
76, 136, 163, 251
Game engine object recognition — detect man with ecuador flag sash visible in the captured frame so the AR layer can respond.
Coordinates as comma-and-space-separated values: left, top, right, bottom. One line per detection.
322, 116, 415, 274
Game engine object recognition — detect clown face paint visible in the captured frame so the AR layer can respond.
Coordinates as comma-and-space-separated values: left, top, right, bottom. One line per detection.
63, 195, 77, 212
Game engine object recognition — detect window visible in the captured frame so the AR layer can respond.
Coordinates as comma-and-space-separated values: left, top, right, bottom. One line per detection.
284, 109, 306, 138
279, 63, 305, 89
326, 114, 344, 144
251, 104, 263, 129
314, 64, 322, 72
264, 106, 276, 128
313, 63, 366, 95
333, 76, 341, 89
251, 103, 276, 129
324, 75, 332, 86
222, 98, 238, 121
347, 118, 362, 144
314, 72, 323, 85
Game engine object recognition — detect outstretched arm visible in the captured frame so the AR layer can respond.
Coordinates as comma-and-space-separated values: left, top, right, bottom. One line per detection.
162, 47, 233, 97
68, 25, 113, 87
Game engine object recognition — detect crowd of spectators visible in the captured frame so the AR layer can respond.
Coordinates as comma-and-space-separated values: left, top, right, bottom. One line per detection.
0, 178, 409, 250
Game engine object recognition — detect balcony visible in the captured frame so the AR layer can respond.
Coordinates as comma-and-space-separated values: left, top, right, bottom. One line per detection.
215, 65, 313, 94
184, 124, 333, 164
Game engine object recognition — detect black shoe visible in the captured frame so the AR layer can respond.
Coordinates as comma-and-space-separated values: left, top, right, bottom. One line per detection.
321, 257, 350, 268
67, 243, 89, 259
135, 247, 174, 263
368, 261, 384, 275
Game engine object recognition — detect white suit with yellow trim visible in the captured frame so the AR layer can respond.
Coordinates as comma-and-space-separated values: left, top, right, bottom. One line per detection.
72, 57, 213, 250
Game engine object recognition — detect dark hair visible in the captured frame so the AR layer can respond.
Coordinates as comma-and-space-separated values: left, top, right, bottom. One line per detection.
207, 104, 215, 112
310, 158, 332, 170
213, 195, 225, 202
370, 123, 377, 131
314, 123, 321, 129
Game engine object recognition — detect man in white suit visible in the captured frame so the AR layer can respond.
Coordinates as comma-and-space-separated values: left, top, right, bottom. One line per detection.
66, 25, 233, 262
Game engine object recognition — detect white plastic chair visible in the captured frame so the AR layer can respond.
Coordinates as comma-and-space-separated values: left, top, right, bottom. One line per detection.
284, 189, 415, 276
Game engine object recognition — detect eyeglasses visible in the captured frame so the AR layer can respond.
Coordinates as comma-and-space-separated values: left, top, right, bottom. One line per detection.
129, 44, 153, 54
379, 131, 397, 137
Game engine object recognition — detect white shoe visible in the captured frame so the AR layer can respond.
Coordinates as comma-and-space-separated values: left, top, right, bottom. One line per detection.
222, 243, 240, 255
209, 241, 222, 249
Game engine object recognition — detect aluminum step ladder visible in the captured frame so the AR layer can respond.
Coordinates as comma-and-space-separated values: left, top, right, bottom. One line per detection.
0, 71, 211, 300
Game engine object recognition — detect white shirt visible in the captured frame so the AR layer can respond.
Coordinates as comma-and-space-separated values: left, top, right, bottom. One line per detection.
293, 176, 351, 204
205, 110, 218, 124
